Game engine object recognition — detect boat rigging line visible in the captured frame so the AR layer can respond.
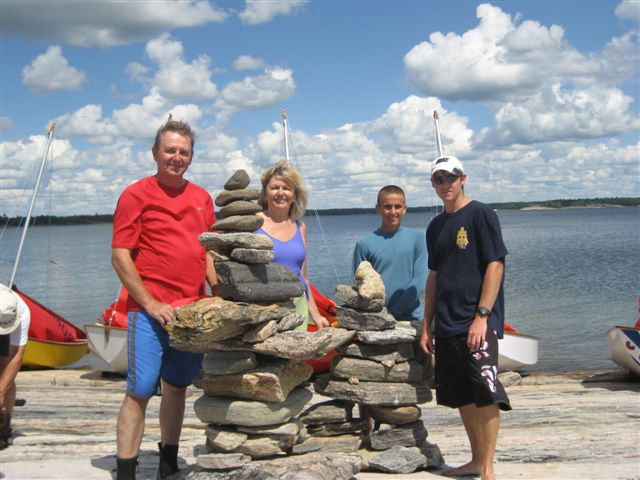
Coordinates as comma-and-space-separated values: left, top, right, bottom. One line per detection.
9, 123, 56, 289
279, 109, 347, 286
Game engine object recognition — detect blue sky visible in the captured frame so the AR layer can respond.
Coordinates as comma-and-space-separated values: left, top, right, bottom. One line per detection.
1, 0, 639, 216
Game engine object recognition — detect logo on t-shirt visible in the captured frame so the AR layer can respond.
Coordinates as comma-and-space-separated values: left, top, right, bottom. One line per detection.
456, 226, 469, 249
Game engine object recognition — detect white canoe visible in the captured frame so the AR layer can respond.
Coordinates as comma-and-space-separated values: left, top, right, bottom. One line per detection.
84, 323, 128, 374
498, 331, 539, 371
606, 325, 640, 376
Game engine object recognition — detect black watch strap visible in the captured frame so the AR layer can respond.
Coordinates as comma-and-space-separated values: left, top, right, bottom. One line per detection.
476, 306, 491, 317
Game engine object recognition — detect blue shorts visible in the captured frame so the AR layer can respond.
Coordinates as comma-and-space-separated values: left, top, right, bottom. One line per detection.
126, 311, 203, 398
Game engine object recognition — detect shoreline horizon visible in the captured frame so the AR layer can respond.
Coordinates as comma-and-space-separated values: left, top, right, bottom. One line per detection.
1, 198, 639, 224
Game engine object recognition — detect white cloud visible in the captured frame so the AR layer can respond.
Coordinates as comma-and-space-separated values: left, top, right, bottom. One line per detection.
615, 0, 640, 21
144, 34, 218, 100
216, 67, 295, 112
53, 88, 204, 144
404, 3, 637, 102
234, 55, 267, 71
22, 46, 86, 94
366, 95, 473, 157
1, 0, 228, 48
0, 117, 14, 131
125, 62, 151, 84
239, 0, 308, 24
476, 84, 639, 147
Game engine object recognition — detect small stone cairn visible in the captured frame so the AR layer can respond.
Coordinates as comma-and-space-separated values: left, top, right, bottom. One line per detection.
312, 261, 445, 474
166, 170, 359, 479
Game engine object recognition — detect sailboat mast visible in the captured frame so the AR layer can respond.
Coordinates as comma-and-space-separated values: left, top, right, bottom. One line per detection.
433, 110, 444, 157
9, 123, 56, 288
281, 109, 291, 163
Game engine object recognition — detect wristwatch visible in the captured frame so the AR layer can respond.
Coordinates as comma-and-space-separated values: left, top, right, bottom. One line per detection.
476, 306, 491, 317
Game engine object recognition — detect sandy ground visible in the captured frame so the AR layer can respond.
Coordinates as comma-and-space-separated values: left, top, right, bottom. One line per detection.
0, 368, 638, 480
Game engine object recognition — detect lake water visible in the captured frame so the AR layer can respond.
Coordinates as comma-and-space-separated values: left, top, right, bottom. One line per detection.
1, 207, 638, 372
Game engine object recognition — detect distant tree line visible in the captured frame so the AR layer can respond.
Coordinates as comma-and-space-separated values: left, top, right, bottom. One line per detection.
1, 197, 638, 225
0, 213, 113, 227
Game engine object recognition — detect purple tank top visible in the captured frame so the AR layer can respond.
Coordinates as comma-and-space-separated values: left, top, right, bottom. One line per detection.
256, 221, 308, 290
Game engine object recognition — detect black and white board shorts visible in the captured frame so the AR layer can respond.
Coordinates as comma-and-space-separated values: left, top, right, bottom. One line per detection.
434, 329, 512, 411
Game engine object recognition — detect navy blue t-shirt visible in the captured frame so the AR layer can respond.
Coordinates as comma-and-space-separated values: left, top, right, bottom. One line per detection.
426, 200, 508, 338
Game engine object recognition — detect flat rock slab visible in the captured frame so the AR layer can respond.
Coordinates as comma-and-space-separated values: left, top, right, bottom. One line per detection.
194, 387, 312, 427
314, 374, 432, 406
331, 356, 425, 383
299, 399, 355, 426
335, 306, 396, 331
306, 419, 365, 436
196, 452, 252, 470
219, 200, 263, 218
367, 445, 427, 474
242, 320, 279, 343
366, 404, 422, 426
200, 232, 272, 255
169, 297, 293, 346
212, 215, 264, 232
200, 358, 313, 403
218, 282, 305, 303
215, 188, 260, 207
196, 328, 356, 360
202, 351, 257, 375
183, 452, 362, 480
230, 248, 274, 264
205, 427, 248, 452
337, 341, 415, 363
356, 321, 420, 345
216, 261, 305, 302
369, 420, 428, 450
233, 436, 293, 459
216, 261, 299, 284
292, 435, 362, 455
4, 369, 640, 480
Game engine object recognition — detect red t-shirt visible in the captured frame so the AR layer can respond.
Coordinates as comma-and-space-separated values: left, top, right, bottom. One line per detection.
112, 176, 215, 311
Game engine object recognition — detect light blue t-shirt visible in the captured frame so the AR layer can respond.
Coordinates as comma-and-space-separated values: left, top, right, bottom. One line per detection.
352, 226, 427, 320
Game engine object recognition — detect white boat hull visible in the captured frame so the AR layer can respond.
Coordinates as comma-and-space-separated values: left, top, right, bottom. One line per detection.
84, 323, 128, 374
498, 331, 539, 371
607, 326, 640, 376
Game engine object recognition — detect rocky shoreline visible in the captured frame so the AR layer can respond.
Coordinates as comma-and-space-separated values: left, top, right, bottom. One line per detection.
1, 367, 638, 479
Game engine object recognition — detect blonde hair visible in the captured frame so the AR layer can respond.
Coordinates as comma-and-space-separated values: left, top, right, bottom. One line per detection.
259, 160, 308, 219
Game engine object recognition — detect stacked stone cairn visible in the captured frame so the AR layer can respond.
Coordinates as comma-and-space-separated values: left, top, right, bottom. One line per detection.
165, 170, 360, 479
312, 260, 445, 475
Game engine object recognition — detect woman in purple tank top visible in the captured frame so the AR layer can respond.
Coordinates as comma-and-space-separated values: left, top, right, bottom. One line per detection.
256, 161, 330, 330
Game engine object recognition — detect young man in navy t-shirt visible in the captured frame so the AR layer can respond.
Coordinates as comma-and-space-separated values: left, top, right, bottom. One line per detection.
419, 156, 510, 480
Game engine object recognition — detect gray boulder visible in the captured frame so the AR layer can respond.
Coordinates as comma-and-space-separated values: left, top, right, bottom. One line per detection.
194, 387, 312, 427
223, 169, 251, 190
215, 188, 260, 207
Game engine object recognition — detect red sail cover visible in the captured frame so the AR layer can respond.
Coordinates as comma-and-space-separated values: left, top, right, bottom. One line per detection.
14, 286, 85, 342
101, 286, 129, 328
100, 287, 204, 329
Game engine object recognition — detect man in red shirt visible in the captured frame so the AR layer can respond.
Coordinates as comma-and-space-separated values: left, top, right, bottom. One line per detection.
111, 119, 216, 480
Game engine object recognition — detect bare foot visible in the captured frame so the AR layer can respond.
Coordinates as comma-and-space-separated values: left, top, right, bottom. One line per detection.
442, 461, 479, 477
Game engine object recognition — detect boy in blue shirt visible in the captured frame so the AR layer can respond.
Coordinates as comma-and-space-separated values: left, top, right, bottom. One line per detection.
352, 185, 427, 320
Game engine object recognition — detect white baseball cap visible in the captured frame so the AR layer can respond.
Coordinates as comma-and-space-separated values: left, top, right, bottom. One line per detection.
430, 156, 465, 176
0, 284, 20, 335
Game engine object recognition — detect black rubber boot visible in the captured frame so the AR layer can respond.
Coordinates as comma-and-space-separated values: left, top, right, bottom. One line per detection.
157, 442, 179, 479
116, 456, 138, 480
0, 411, 12, 451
